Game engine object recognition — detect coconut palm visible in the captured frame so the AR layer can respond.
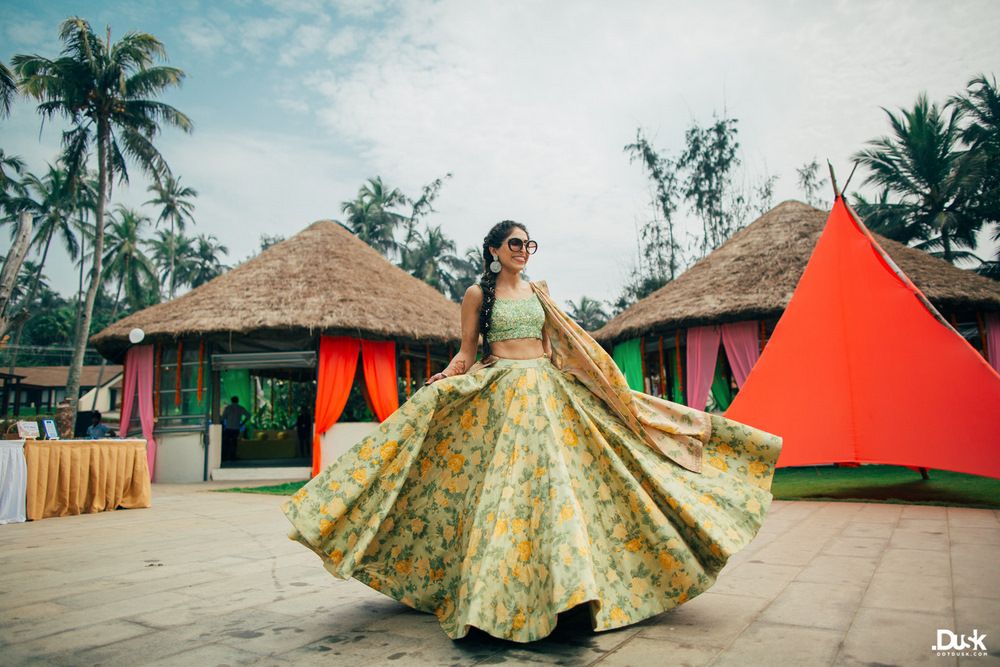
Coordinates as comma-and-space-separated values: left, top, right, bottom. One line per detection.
13, 17, 191, 427
852, 94, 984, 265
102, 205, 157, 313
147, 228, 196, 296
145, 174, 197, 298
185, 233, 228, 288
0, 61, 17, 118
565, 296, 611, 331
342, 176, 407, 257
398, 224, 466, 297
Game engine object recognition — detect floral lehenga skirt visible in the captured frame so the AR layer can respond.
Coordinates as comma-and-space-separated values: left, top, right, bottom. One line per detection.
281, 356, 781, 643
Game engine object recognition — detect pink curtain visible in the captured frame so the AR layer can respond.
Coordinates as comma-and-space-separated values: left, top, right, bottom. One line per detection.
118, 345, 158, 479
986, 312, 1000, 374
361, 340, 400, 422
721, 321, 761, 388
686, 326, 720, 410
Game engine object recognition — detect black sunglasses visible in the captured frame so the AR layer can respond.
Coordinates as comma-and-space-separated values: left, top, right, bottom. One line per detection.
507, 238, 538, 254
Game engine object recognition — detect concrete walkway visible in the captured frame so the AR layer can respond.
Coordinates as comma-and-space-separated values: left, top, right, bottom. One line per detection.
1, 483, 997, 666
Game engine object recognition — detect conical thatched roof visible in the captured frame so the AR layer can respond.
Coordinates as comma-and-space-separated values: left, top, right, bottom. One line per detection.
595, 200, 1000, 344
92, 220, 462, 358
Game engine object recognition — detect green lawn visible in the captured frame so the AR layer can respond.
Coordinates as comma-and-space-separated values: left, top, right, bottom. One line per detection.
217, 464, 1000, 509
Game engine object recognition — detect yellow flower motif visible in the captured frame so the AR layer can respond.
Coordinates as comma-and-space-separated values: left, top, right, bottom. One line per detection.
746, 497, 761, 514
562, 428, 579, 447
420, 458, 432, 477
493, 518, 508, 537
512, 610, 526, 630
749, 460, 767, 476
390, 545, 401, 559
612, 523, 628, 540
559, 504, 574, 522
658, 551, 678, 570
319, 519, 335, 537
395, 559, 412, 575
495, 601, 509, 623
291, 488, 308, 505
671, 569, 692, 591
546, 395, 559, 412
400, 424, 415, 440
534, 466, 547, 478
624, 538, 642, 552
598, 483, 612, 501
460, 410, 475, 430
347, 533, 358, 549
431, 568, 445, 581
380, 440, 398, 461
517, 540, 532, 561
580, 450, 594, 467
699, 494, 717, 507
328, 549, 344, 565
443, 524, 455, 541
716, 443, 734, 456
567, 588, 586, 607
327, 480, 341, 492
358, 443, 373, 460
707, 455, 729, 472
512, 518, 528, 533
609, 606, 629, 624
411, 518, 425, 534
351, 468, 367, 485
630, 577, 648, 596
369, 578, 382, 591
448, 453, 465, 473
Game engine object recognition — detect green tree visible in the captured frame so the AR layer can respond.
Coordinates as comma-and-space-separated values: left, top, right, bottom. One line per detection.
147, 228, 196, 296
398, 224, 465, 297
796, 158, 829, 209
341, 176, 407, 258
14, 17, 192, 426
852, 93, 983, 265
102, 205, 158, 313
145, 174, 197, 298
187, 233, 228, 287
565, 296, 610, 331
0, 60, 16, 117
624, 129, 683, 282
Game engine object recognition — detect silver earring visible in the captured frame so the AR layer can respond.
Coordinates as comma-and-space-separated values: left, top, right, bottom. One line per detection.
490, 255, 502, 273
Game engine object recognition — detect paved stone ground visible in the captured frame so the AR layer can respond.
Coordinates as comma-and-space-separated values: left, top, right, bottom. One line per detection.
1, 483, 998, 666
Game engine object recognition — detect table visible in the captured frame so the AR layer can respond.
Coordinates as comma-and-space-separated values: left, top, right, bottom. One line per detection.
0, 439, 27, 524
24, 439, 151, 520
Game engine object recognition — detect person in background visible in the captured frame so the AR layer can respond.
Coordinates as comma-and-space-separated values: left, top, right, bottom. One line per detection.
86, 410, 114, 439
295, 405, 312, 459
221, 396, 249, 462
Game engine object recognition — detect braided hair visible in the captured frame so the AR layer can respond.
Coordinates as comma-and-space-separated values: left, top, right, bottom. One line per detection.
478, 220, 528, 358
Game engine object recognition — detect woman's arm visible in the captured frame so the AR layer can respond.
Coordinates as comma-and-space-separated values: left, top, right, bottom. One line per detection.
426, 284, 483, 384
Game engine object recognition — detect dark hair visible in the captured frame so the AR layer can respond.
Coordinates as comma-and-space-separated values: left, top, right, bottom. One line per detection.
91, 410, 102, 420
231, 396, 239, 403
478, 220, 529, 358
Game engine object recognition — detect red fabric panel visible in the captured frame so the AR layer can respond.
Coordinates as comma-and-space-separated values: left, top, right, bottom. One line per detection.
312, 336, 360, 477
361, 340, 400, 422
725, 197, 1000, 478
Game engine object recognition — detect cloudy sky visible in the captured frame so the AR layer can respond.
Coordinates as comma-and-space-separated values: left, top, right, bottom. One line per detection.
2, 0, 998, 306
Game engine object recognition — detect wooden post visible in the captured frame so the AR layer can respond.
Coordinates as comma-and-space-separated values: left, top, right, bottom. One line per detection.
658, 335, 666, 397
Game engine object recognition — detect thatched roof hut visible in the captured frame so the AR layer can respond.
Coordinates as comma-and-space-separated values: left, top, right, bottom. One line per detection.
595, 200, 1000, 345
92, 220, 462, 359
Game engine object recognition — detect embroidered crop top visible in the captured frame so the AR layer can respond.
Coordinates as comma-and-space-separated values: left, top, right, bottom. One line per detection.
486, 293, 545, 343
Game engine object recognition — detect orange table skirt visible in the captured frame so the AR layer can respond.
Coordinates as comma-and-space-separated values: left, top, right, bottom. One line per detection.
24, 439, 152, 520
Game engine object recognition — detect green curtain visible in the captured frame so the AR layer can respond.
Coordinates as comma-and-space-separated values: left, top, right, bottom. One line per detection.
220, 368, 253, 413
709, 358, 732, 411
670, 348, 684, 404
612, 338, 644, 392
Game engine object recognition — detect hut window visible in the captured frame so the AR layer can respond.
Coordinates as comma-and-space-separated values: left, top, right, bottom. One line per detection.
157, 340, 208, 428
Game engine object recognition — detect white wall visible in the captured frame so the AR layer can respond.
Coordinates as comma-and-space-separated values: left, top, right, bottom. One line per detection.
153, 431, 205, 483
320, 422, 378, 468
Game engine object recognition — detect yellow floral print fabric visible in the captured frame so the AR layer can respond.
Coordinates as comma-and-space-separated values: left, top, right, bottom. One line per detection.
282, 355, 782, 643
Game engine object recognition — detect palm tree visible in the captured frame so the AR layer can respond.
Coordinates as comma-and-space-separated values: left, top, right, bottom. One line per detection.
398, 224, 465, 297
14, 17, 191, 429
145, 174, 197, 298
147, 228, 196, 296
103, 205, 157, 313
852, 94, 984, 265
341, 176, 407, 257
186, 233, 228, 288
0, 60, 17, 118
565, 296, 611, 331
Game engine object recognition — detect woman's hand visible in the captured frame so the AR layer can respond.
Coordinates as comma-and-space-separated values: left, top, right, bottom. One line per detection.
425, 371, 449, 385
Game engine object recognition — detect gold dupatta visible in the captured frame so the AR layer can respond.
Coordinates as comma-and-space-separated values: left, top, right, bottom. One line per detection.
469, 280, 709, 473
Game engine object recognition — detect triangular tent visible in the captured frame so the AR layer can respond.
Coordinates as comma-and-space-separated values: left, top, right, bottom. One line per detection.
725, 196, 1000, 479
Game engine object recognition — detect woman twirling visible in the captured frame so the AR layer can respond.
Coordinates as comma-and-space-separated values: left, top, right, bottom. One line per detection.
282, 220, 782, 643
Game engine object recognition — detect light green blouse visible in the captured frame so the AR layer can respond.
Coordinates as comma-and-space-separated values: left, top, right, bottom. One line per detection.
486, 293, 545, 343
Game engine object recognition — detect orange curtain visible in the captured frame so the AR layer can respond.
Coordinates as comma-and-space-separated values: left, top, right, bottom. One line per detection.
312, 336, 360, 477
361, 340, 400, 422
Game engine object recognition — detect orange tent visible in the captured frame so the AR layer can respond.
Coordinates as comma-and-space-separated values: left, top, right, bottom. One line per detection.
725, 196, 1000, 479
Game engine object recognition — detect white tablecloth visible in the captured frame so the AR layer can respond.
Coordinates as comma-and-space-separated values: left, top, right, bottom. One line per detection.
0, 439, 27, 524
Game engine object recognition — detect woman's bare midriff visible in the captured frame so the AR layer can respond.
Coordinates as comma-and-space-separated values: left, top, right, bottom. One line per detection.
489, 337, 546, 360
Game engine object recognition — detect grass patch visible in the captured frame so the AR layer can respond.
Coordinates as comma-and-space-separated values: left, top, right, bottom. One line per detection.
772, 464, 1000, 509
216, 481, 307, 495
215, 464, 1000, 509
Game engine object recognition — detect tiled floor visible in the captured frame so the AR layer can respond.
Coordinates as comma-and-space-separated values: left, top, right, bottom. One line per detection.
1, 484, 997, 666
